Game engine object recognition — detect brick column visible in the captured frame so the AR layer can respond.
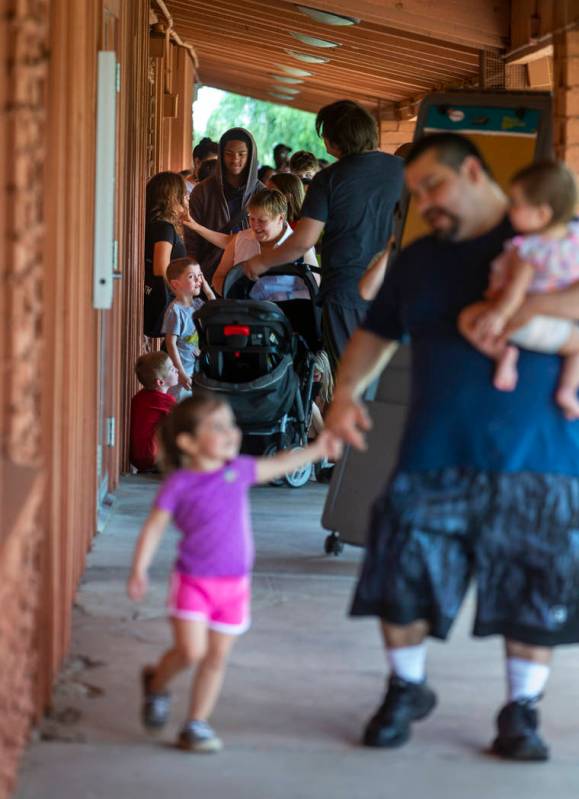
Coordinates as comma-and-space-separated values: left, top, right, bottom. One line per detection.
553, 28, 579, 172
379, 119, 416, 155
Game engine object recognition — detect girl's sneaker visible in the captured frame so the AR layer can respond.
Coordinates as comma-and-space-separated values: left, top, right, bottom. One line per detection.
141, 666, 171, 730
177, 720, 223, 753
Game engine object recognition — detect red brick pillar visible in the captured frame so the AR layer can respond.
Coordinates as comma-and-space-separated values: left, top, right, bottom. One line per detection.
378, 119, 416, 155
553, 29, 579, 172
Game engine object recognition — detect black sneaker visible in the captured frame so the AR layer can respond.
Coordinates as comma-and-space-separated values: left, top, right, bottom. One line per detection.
363, 675, 437, 748
141, 665, 171, 731
177, 720, 223, 753
491, 698, 549, 762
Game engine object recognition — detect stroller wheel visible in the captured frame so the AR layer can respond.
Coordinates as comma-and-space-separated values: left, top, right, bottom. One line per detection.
285, 448, 313, 488
263, 443, 285, 487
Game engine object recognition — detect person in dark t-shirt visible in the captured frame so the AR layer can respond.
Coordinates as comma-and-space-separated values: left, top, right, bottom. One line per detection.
245, 100, 404, 374
144, 172, 188, 337
130, 352, 178, 471
325, 133, 579, 762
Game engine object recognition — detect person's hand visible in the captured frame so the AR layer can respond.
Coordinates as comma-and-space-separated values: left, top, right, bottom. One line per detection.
244, 255, 266, 280
472, 307, 507, 341
324, 394, 372, 451
180, 207, 197, 230
201, 275, 215, 300
309, 430, 343, 462
127, 570, 148, 601
178, 371, 192, 390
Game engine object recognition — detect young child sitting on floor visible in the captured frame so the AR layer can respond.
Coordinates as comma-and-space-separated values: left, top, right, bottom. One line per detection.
127, 394, 340, 753
130, 352, 179, 472
458, 160, 579, 419
162, 257, 215, 402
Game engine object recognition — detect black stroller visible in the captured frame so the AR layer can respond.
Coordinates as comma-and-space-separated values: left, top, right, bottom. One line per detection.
192, 263, 321, 487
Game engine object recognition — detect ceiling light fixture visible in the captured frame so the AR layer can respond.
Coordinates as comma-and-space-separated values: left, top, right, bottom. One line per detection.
290, 32, 340, 48
269, 92, 296, 100
275, 64, 313, 77
272, 75, 304, 84
296, 6, 360, 26
285, 48, 331, 64
270, 86, 300, 95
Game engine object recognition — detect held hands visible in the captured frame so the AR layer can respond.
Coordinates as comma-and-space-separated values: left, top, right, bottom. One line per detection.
127, 570, 148, 602
324, 394, 372, 451
310, 429, 343, 463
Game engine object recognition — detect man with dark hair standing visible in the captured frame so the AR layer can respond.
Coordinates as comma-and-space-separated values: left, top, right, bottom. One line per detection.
247, 100, 404, 373
273, 142, 292, 172
325, 132, 579, 761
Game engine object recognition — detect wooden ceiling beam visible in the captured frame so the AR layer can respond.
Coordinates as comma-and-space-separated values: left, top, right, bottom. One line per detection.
169, 0, 481, 67
286, 0, 508, 50
184, 27, 477, 84
198, 53, 431, 99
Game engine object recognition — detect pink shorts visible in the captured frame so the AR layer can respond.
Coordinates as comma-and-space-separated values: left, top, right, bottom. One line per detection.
168, 572, 251, 635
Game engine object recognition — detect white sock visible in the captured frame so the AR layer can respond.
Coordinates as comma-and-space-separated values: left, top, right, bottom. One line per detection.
506, 657, 550, 702
387, 643, 427, 684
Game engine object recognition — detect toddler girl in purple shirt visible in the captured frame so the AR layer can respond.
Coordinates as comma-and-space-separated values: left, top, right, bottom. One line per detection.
128, 393, 336, 753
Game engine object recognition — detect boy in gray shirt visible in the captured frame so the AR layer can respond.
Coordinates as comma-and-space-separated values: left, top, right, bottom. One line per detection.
162, 257, 215, 401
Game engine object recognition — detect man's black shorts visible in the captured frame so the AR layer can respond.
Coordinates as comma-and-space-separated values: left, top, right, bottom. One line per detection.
350, 468, 579, 646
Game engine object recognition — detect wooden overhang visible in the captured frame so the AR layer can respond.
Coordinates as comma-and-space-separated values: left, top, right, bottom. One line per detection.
164, 0, 508, 116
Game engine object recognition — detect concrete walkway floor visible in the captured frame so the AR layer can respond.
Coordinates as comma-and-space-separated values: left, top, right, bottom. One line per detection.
15, 475, 579, 799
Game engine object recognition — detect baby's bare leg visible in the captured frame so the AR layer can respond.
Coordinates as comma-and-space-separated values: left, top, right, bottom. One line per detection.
555, 327, 579, 419
493, 346, 520, 392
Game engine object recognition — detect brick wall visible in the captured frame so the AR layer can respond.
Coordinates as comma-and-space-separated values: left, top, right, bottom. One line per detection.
0, 0, 49, 796
379, 119, 417, 155
554, 29, 579, 173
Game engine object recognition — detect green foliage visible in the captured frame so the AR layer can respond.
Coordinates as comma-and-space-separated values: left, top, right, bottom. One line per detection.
200, 91, 332, 167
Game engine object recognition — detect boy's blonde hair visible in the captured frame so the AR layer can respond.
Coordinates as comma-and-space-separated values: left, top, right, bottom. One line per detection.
165, 256, 200, 286
248, 188, 287, 219
135, 351, 173, 390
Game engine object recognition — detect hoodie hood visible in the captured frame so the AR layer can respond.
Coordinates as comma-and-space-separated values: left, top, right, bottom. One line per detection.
217, 127, 260, 206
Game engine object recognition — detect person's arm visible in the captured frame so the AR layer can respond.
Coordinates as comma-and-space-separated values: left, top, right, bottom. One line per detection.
244, 217, 324, 278
359, 239, 396, 302
165, 334, 191, 390
127, 508, 172, 600
324, 330, 398, 450
212, 238, 237, 295
200, 275, 216, 301
255, 431, 341, 483
505, 280, 579, 336
181, 207, 231, 251
152, 240, 173, 278
472, 258, 535, 340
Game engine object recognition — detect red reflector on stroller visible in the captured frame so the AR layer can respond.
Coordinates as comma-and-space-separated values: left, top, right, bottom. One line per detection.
224, 325, 250, 336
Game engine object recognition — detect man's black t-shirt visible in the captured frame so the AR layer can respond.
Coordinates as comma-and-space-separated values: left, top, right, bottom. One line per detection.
301, 151, 404, 309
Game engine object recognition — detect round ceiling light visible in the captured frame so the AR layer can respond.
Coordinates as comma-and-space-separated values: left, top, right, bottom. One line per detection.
290, 32, 340, 48
296, 6, 360, 25
271, 86, 300, 95
272, 75, 304, 84
275, 64, 313, 77
285, 48, 331, 64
